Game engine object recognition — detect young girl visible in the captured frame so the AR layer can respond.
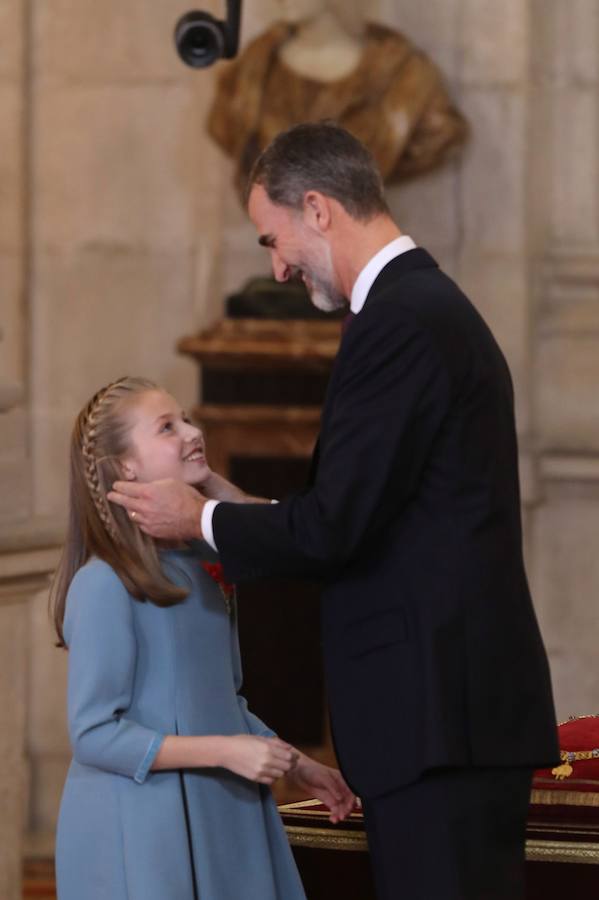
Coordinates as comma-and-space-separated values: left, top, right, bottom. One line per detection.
52, 376, 354, 900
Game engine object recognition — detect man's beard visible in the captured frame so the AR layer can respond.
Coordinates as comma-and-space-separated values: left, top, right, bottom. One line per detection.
298, 247, 347, 313
308, 278, 347, 312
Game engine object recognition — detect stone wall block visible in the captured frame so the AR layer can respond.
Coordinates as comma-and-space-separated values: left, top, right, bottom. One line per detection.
0, 460, 30, 523
381, 0, 460, 76
192, 231, 226, 327
0, 598, 28, 757
0, 0, 24, 80
222, 180, 269, 297
551, 0, 599, 83
387, 163, 460, 255
535, 334, 599, 452
460, 88, 527, 254
457, 251, 530, 432
0, 387, 30, 522
0, 596, 29, 900
1, 406, 28, 459
31, 249, 198, 515
28, 756, 68, 838
0, 83, 24, 253
29, 591, 68, 757
0, 252, 24, 383
530, 493, 599, 718
33, 0, 221, 83
28, 590, 69, 835
460, 0, 529, 86
34, 83, 201, 253
550, 89, 599, 246
0, 762, 26, 900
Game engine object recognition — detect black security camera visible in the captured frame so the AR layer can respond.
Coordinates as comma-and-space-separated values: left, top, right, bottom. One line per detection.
174, 2, 242, 68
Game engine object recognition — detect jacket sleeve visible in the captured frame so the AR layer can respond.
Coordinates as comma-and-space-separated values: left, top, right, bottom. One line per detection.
228, 596, 276, 738
213, 309, 452, 582
63, 561, 164, 784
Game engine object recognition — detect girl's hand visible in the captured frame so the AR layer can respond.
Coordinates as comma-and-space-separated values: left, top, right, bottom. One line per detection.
219, 735, 299, 784
286, 753, 356, 823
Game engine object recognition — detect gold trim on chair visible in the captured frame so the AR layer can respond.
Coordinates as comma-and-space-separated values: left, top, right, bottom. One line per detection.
525, 840, 599, 865
283, 824, 599, 863
531, 788, 599, 807
284, 825, 369, 853
280, 798, 599, 864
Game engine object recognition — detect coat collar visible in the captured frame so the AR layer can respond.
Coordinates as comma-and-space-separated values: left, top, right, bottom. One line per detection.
362, 248, 439, 310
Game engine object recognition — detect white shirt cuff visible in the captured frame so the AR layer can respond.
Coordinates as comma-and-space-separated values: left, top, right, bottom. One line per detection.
201, 499, 220, 551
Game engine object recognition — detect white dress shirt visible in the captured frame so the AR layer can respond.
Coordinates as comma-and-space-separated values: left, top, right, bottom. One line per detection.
201, 234, 417, 551
350, 234, 416, 314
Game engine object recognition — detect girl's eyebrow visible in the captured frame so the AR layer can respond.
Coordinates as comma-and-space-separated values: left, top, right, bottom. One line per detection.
153, 410, 186, 424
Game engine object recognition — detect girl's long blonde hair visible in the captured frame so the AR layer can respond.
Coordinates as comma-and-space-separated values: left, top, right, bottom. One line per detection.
50, 376, 188, 648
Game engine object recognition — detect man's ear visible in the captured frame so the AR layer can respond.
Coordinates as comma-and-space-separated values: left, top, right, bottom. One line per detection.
302, 191, 332, 234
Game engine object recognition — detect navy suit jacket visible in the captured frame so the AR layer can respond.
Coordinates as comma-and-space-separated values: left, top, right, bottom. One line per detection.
213, 248, 559, 798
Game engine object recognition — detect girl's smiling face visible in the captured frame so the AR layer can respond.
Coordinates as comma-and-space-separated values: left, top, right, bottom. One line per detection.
120, 390, 209, 485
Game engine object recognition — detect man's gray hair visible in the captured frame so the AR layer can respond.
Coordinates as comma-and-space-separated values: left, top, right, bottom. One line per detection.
247, 122, 390, 222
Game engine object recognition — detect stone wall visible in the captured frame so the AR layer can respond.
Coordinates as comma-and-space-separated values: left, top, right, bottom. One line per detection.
0, 0, 598, 893
528, 0, 599, 716
0, 0, 29, 524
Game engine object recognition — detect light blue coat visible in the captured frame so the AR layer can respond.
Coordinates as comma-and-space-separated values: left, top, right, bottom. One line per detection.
55, 547, 306, 900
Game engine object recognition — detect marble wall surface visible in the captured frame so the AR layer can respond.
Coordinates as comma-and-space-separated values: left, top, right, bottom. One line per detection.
1, 0, 598, 893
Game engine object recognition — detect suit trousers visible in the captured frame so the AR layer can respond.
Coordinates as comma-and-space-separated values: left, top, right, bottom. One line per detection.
361, 766, 533, 900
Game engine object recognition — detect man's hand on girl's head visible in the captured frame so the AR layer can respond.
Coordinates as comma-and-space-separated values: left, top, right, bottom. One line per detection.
107, 479, 205, 541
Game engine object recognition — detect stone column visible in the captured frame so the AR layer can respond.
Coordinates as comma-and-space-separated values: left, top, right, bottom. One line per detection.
0, 588, 28, 900
0, 1, 39, 891
0, 0, 30, 524
529, 0, 599, 717
0, 527, 61, 899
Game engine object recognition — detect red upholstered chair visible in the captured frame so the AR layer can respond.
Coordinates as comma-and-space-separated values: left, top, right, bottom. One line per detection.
525, 715, 599, 897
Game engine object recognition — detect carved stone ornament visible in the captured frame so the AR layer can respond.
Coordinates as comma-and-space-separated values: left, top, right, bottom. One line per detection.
207, 19, 468, 202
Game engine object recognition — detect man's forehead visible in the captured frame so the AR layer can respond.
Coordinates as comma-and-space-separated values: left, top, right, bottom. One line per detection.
248, 183, 276, 222
248, 185, 307, 251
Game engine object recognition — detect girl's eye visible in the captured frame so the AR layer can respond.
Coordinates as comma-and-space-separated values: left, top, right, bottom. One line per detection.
182, 416, 192, 425
161, 421, 173, 432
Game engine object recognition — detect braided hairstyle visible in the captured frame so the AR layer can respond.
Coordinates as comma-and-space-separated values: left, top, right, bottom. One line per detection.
78, 377, 149, 541
50, 376, 189, 647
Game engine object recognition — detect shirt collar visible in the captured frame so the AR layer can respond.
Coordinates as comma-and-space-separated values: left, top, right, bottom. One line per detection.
350, 235, 417, 314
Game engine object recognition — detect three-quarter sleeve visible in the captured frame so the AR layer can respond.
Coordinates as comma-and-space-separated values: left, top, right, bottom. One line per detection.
228, 597, 276, 738
63, 560, 164, 784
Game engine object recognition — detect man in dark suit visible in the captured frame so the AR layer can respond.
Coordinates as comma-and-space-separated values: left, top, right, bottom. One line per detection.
110, 123, 558, 899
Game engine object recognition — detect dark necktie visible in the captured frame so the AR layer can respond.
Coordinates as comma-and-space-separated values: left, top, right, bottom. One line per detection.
342, 311, 356, 335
